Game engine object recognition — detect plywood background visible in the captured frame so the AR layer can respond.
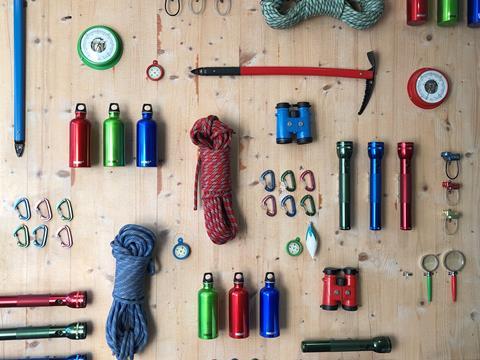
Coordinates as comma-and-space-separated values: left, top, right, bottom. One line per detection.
0, 0, 478, 359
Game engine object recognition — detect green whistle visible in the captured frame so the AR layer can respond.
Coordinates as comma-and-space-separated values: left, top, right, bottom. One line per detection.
103, 103, 125, 167
301, 336, 392, 353
0, 322, 87, 341
198, 273, 218, 340
337, 141, 353, 230
438, 0, 459, 26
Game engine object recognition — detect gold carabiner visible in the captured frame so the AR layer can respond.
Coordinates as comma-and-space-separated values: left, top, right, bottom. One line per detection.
56, 225, 73, 248
35, 198, 52, 221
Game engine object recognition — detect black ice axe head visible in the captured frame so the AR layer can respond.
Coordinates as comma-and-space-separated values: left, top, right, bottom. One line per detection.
358, 51, 376, 116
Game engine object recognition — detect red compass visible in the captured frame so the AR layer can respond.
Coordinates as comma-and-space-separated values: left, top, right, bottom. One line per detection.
407, 68, 449, 109
146, 60, 165, 81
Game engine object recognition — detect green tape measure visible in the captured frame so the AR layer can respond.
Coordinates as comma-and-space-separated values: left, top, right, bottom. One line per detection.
77, 25, 123, 70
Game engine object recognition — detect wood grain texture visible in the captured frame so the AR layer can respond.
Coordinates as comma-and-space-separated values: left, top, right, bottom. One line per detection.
0, 0, 478, 359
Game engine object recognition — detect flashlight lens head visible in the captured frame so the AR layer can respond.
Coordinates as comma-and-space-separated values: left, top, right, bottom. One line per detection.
337, 141, 353, 159
65, 322, 88, 340
397, 142, 414, 159
372, 336, 392, 353
66, 291, 87, 308
368, 141, 384, 159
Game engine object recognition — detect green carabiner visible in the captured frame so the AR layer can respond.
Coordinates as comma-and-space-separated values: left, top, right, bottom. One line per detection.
13, 224, 30, 248
32, 224, 48, 248
281, 170, 296, 192
300, 194, 316, 216
13, 197, 31, 221
56, 198, 74, 221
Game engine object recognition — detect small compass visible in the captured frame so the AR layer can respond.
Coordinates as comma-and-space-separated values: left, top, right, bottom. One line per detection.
146, 60, 165, 81
286, 237, 303, 257
77, 25, 123, 70
407, 68, 449, 109
173, 237, 191, 260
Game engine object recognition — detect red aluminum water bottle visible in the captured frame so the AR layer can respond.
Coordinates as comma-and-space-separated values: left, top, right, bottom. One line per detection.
69, 103, 91, 168
229, 272, 249, 339
407, 0, 428, 25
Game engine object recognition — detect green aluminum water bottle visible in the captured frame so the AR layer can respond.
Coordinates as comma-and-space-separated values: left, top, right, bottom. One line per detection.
438, 0, 458, 26
198, 272, 218, 340
103, 103, 125, 167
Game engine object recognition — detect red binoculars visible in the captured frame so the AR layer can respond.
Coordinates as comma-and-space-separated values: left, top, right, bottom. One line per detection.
321, 267, 358, 311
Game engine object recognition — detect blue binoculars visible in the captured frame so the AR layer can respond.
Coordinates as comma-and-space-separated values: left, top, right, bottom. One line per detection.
276, 102, 312, 144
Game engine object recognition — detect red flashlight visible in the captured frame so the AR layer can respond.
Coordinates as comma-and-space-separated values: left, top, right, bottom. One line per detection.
229, 272, 249, 339
407, 0, 428, 25
0, 291, 87, 309
398, 142, 414, 230
69, 103, 91, 168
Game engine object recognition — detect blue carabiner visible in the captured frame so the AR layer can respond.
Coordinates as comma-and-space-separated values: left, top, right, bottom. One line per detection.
32, 224, 49, 248
13, 197, 31, 221
260, 170, 276, 192
280, 195, 297, 217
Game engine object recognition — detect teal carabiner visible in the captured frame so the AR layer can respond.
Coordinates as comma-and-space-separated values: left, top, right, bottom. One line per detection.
281, 170, 296, 192
32, 224, 48, 248
56, 198, 74, 221
13, 224, 30, 248
281, 195, 297, 217
260, 170, 276, 192
300, 194, 316, 216
13, 197, 31, 221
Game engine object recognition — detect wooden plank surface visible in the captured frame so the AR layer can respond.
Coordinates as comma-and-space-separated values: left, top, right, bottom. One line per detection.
0, 0, 479, 359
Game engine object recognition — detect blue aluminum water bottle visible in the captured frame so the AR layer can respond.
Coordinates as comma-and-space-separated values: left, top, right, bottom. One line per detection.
368, 142, 384, 230
259, 272, 279, 338
136, 104, 157, 167
468, 0, 480, 27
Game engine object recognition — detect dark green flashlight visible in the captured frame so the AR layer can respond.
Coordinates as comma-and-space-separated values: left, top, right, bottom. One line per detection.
301, 336, 392, 353
0, 322, 87, 341
337, 141, 353, 230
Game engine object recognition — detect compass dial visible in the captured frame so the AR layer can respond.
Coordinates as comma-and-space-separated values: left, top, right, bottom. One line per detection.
146, 60, 164, 81
173, 237, 190, 260
407, 68, 449, 109
77, 26, 123, 70
286, 238, 303, 256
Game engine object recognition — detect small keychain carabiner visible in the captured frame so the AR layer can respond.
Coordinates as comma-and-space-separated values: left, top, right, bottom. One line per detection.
55, 225, 73, 248
13, 197, 31, 221
261, 195, 277, 217
215, 0, 231, 16
56, 198, 74, 221
280, 195, 296, 217
32, 224, 48, 248
300, 170, 316, 192
165, 0, 181, 16
13, 224, 30, 248
443, 209, 461, 235
442, 180, 461, 206
441, 152, 461, 180
260, 170, 276, 192
35, 198, 52, 222
280, 170, 296, 192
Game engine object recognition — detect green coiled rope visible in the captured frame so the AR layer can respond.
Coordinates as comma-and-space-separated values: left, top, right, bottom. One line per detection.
260, 0, 384, 30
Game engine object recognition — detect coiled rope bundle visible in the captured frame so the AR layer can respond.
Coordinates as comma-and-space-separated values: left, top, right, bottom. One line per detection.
260, 0, 384, 30
190, 115, 238, 245
106, 224, 156, 360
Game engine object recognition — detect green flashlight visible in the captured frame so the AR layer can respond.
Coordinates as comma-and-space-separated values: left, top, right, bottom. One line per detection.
0, 322, 87, 341
301, 336, 392, 353
103, 103, 125, 167
438, 0, 459, 26
337, 141, 353, 230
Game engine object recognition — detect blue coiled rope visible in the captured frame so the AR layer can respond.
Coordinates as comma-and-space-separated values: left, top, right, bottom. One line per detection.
106, 224, 156, 360
260, 0, 384, 30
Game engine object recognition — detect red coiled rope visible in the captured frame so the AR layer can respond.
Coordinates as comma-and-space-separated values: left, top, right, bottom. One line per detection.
190, 115, 238, 245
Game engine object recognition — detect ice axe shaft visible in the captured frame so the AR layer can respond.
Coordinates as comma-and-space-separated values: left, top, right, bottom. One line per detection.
191, 52, 377, 115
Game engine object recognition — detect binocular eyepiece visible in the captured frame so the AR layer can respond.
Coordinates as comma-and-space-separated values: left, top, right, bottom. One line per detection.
276, 102, 312, 145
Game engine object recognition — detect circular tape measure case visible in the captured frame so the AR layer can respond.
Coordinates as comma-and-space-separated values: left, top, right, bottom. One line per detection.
77, 25, 123, 70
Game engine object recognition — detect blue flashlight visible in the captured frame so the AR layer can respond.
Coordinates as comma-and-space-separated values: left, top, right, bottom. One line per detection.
468, 0, 480, 27
368, 142, 384, 231
136, 104, 157, 167
14, 356, 87, 360
259, 272, 279, 338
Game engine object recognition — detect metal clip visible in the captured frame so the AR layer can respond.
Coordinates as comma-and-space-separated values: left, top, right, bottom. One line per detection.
300, 170, 316, 192
13, 224, 30, 248
56, 198, 74, 221
260, 170, 276, 192
443, 209, 461, 235
55, 225, 73, 248
35, 198, 52, 221
189, 0, 206, 14
13, 197, 31, 221
280, 170, 296, 192
300, 194, 316, 216
215, 0, 232, 16
32, 224, 48, 248
441, 152, 461, 180
261, 195, 277, 217
280, 195, 297, 217
442, 180, 461, 206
